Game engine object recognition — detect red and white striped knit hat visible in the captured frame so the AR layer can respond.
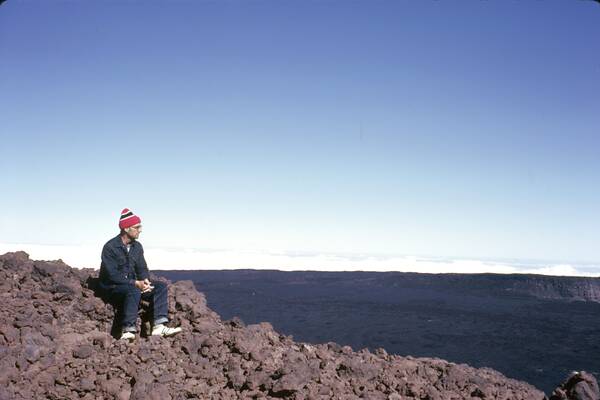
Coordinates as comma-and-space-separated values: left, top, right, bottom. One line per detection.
119, 208, 141, 229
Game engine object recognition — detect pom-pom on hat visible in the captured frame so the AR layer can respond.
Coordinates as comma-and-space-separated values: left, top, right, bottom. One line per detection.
119, 208, 141, 229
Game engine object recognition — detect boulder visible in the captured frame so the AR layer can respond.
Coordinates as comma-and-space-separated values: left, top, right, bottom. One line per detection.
550, 371, 600, 400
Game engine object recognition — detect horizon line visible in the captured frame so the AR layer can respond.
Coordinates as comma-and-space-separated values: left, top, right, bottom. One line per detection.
1, 241, 599, 278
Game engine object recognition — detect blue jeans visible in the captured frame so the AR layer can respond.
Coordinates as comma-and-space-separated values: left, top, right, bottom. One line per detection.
101, 281, 169, 332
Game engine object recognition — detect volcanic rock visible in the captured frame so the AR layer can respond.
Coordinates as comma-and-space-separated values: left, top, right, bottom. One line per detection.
550, 371, 600, 400
0, 251, 591, 399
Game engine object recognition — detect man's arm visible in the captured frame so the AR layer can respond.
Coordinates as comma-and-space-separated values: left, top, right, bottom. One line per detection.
135, 244, 150, 281
101, 245, 135, 286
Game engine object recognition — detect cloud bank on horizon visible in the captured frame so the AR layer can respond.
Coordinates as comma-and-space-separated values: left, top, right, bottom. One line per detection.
1, 242, 598, 278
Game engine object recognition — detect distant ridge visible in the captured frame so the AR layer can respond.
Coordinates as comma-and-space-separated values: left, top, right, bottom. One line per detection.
158, 268, 600, 303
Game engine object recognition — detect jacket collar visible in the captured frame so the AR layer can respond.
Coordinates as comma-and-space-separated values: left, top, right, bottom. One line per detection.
112, 234, 137, 251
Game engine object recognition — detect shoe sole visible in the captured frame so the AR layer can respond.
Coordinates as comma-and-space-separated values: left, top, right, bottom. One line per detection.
151, 329, 182, 337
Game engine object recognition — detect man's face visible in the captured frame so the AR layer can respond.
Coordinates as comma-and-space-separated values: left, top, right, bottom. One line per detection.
126, 224, 142, 240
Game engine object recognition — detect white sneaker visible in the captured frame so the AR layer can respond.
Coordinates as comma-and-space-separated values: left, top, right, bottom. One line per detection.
120, 331, 136, 341
151, 324, 182, 337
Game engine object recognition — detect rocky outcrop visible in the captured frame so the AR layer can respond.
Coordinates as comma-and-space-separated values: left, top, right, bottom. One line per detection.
0, 251, 592, 399
550, 372, 600, 400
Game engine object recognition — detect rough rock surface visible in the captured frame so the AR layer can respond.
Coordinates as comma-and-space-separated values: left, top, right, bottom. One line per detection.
550, 372, 600, 400
0, 251, 593, 399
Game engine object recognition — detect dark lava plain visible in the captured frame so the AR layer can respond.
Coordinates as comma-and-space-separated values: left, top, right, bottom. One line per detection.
157, 270, 600, 394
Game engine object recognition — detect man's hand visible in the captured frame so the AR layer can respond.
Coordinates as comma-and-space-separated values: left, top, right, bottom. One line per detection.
135, 280, 151, 291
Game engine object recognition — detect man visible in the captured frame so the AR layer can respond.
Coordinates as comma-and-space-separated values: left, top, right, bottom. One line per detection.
99, 208, 182, 340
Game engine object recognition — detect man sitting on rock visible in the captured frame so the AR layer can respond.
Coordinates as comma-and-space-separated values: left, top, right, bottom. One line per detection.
99, 208, 182, 341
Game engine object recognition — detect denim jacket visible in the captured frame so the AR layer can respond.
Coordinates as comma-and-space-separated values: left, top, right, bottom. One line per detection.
99, 235, 150, 287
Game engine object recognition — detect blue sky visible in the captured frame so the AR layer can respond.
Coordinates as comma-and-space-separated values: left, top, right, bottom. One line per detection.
1, 1, 599, 273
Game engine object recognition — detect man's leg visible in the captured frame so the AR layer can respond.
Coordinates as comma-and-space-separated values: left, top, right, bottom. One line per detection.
150, 281, 168, 326
109, 283, 142, 333
143, 281, 182, 337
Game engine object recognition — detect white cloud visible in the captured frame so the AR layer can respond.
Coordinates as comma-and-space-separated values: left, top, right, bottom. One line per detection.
0, 242, 100, 269
517, 264, 583, 277
1, 242, 599, 277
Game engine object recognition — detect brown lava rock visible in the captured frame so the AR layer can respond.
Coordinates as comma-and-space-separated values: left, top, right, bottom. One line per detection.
550, 371, 600, 400
0, 251, 592, 399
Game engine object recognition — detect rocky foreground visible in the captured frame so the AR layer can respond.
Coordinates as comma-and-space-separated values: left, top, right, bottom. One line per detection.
0, 252, 597, 400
